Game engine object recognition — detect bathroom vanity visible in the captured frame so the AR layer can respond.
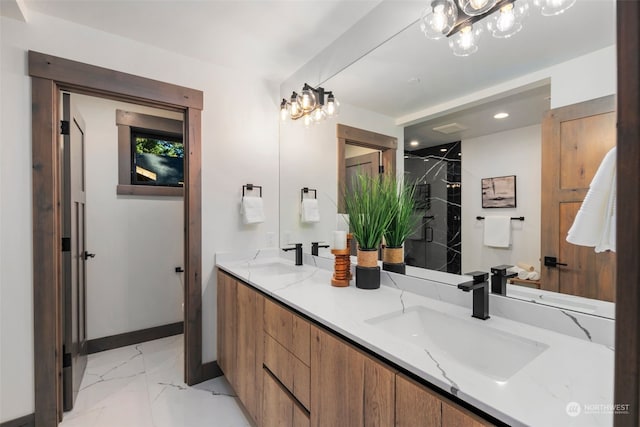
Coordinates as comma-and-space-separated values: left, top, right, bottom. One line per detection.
216, 250, 614, 427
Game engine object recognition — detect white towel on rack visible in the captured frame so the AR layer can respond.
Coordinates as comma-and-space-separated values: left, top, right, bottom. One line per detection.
483, 216, 511, 248
241, 196, 265, 224
566, 147, 616, 252
300, 199, 320, 223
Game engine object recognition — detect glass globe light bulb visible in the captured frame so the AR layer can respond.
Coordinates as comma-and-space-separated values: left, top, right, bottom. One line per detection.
487, 1, 527, 38
458, 0, 497, 16
449, 25, 481, 56
300, 87, 316, 112
280, 104, 288, 121
325, 94, 339, 117
420, 0, 458, 40
289, 93, 300, 117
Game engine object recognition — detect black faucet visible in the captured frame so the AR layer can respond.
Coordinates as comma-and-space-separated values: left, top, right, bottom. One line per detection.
490, 264, 518, 296
311, 241, 330, 256
282, 243, 303, 266
457, 271, 490, 320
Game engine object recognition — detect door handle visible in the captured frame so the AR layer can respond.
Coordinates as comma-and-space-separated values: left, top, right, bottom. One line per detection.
426, 227, 434, 243
544, 256, 567, 268
83, 251, 96, 260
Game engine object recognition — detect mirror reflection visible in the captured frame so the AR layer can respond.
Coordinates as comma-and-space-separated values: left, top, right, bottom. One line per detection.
279, 0, 616, 318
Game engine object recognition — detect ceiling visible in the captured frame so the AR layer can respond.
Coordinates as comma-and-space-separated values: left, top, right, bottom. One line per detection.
404, 83, 550, 148
322, 0, 616, 149
19, 0, 383, 82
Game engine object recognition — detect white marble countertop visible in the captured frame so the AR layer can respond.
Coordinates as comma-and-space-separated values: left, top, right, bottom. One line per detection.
215, 250, 614, 427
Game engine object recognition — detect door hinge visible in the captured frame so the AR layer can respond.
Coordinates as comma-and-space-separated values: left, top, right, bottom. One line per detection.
60, 120, 70, 135
62, 237, 71, 252
379, 165, 384, 174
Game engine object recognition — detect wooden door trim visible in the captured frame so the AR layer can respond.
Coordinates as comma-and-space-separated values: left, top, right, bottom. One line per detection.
29, 51, 204, 427
615, 1, 640, 425
337, 124, 397, 213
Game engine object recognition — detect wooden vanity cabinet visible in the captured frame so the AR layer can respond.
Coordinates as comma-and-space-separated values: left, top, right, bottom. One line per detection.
217, 270, 495, 427
396, 374, 494, 427
310, 325, 396, 427
216, 270, 264, 425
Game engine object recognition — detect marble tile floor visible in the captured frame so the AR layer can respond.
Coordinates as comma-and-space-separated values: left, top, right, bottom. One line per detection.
60, 334, 253, 427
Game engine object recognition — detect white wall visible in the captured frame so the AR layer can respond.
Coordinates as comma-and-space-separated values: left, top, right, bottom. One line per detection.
279, 102, 403, 248
73, 95, 184, 340
0, 11, 279, 422
461, 125, 542, 274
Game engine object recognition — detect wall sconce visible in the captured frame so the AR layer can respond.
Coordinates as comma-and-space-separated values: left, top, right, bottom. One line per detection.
280, 83, 339, 127
420, 0, 574, 56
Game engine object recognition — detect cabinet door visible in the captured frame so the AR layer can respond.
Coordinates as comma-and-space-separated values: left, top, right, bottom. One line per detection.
310, 326, 365, 427
364, 355, 396, 427
262, 368, 310, 427
216, 271, 236, 386
262, 369, 293, 427
442, 402, 494, 427
395, 374, 441, 427
236, 281, 261, 422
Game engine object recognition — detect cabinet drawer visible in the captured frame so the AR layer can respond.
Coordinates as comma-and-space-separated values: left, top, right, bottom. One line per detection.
264, 298, 310, 365
264, 333, 310, 410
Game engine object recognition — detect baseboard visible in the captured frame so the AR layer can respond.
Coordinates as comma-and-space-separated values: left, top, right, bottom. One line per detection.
200, 360, 223, 383
87, 321, 183, 354
0, 413, 35, 427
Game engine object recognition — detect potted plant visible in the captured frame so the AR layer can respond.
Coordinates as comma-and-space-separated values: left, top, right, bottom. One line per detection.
382, 176, 417, 274
343, 173, 395, 289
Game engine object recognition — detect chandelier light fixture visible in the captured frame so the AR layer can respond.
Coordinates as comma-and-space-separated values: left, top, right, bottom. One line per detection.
420, 0, 575, 56
280, 83, 339, 127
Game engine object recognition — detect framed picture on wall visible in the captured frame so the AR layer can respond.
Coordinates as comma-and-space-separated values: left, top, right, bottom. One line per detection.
481, 175, 516, 208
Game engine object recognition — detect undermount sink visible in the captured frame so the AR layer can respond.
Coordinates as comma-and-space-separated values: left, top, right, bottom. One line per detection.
366, 306, 549, 381
248, 261, 310, 276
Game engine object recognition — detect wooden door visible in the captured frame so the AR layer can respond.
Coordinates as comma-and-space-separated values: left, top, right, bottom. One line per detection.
61, 93, 89, 411
345, 151, 380, 191
541, 95, 616, 301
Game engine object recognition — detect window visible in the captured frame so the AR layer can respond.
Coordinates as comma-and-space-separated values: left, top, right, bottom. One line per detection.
116, 110, 184, 196
131, 130, 184, 187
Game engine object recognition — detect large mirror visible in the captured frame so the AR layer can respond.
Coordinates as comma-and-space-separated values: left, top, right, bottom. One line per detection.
279, 0, 616, 318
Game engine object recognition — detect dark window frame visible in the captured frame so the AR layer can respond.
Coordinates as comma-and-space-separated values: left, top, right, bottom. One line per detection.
116, 109, 184, 196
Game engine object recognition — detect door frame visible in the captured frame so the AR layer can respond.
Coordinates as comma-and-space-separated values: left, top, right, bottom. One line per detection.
29, 51, 204, 426
615, 2, 640, 425
337, 123, 397, 213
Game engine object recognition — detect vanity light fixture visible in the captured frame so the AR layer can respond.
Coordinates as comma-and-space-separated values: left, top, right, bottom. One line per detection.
420, 0, 573, 56
280, 83, 339, 127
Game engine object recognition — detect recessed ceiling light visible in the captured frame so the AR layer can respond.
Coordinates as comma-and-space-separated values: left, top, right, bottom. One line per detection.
410, 140, 419, 147
440, 148, 447, 152
404, 155, 409, 159
494, 112, 509, 119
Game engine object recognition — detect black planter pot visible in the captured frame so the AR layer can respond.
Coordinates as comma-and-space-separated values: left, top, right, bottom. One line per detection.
356, 265, 381, 289
382, 262, 406, 275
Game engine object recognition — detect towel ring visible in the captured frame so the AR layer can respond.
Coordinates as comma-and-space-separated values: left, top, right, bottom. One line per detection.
243, 184, 262, 197
301, 187, 317, 202
476, 216, 525, 221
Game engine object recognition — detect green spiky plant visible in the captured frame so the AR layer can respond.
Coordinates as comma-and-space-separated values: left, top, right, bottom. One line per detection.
383, 175, 418, 249
343, 173, 396, 251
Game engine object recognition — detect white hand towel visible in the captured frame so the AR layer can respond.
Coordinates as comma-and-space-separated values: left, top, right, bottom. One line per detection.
517, 269, 529, 280
566, 147, 616, 252
241, 196, 265, 224
507, 266, 526, 276
483, 216, 511, 248
300, 199, 320, 223
526, 271, 540, 281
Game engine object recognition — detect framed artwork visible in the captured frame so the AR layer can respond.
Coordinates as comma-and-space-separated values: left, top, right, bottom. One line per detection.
482, 175, 516, 208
